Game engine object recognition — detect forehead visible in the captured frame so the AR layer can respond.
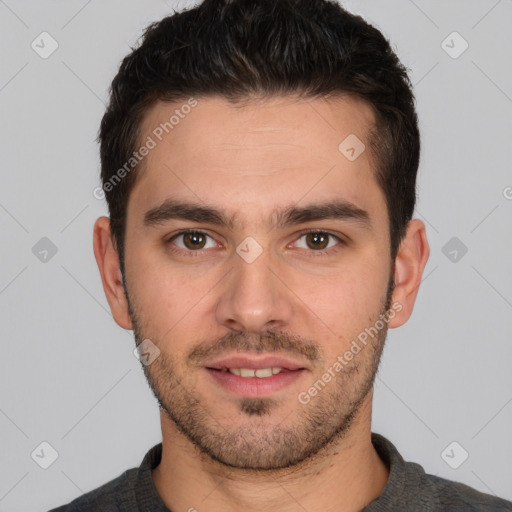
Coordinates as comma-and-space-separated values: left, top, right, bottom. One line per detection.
128, 94, 385, 228
138, 94, 376, 169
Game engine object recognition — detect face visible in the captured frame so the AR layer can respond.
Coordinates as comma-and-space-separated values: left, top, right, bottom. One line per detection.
121, 95, 396, 469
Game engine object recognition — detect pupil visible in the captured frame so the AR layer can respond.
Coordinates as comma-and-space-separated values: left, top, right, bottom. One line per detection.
185, 232, 205, 249
308, 233, 328, 250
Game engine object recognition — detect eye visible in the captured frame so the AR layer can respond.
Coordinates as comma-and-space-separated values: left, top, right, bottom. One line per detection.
169, 230, 218, 251
166, 229, 344, 256
292, 230, 343, 253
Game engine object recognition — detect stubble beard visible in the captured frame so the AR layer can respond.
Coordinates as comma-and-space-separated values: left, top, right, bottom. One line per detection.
127, 278, 393, 471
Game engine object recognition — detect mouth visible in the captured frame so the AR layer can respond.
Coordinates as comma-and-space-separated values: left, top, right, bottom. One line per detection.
213, 367, 293, 378
204, 354, 309, 397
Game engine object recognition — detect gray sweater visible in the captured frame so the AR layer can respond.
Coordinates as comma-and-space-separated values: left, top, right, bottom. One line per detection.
48, 433, 512, 511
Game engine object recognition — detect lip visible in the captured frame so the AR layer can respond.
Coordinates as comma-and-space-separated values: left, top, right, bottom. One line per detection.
204, 354, 309, 371
202, 353, 310, 398
205, 367, 307, 398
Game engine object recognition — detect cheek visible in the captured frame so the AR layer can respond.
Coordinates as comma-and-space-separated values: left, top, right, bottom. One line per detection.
303, 261, 391, 345
320, 259, 389, 311
124, 249, 175, 323
126, 253, 219, 339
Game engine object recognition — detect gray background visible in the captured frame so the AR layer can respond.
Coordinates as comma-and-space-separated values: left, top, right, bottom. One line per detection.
0, 0, 511, 510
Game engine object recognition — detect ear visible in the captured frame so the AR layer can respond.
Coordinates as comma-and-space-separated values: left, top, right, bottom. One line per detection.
388, 219, 430, 328
93, 216, 133, 330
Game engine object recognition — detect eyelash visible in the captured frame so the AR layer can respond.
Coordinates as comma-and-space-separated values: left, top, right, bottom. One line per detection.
166, 229, 345, 257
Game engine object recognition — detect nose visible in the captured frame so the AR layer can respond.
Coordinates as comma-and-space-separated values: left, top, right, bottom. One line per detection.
214, 246, 294, 333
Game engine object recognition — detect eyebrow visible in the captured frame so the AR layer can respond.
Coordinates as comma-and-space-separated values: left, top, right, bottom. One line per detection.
143, 198, 371, 231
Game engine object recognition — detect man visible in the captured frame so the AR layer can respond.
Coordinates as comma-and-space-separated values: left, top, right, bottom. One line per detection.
49, 0, 512, 510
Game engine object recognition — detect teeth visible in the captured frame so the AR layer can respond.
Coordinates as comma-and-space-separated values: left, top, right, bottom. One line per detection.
255, 368, 272, 378
227, 367, 284, 378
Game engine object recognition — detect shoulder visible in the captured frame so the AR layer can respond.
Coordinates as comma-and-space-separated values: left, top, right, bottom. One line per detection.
47, 442, 164, 512
370, 433, 512, 511
419, 471, 512, 511
47, 468, 138, 512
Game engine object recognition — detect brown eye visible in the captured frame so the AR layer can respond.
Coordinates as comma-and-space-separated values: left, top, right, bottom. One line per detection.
293, 231, 342, 253
171, 231, 216, 251
305, 232, 329, 250
183, 232, 206, 249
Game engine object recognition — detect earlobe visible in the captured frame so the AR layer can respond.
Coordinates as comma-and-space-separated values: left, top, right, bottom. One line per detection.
93, 216, 133, 330
388, 219, 430, 328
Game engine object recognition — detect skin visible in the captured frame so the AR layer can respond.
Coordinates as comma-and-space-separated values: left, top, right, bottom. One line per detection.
94, 95, 429, 512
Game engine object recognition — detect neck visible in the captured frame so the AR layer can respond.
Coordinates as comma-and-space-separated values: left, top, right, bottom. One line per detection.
152, 391, 389, 512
